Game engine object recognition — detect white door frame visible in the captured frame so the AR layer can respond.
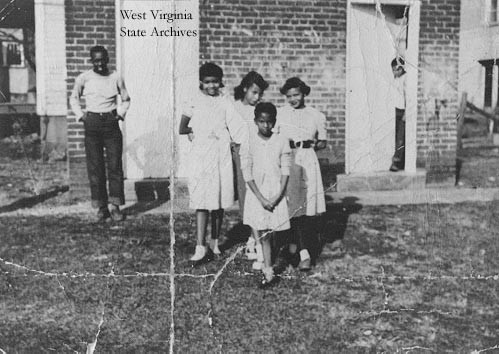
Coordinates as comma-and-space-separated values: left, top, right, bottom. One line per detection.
35, 0, 68, 117
346, 0, 420, 173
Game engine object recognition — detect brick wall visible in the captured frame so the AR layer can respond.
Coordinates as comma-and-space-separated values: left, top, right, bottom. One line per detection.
199, 0, 461, 178
65, 0, 116, 192
199, 0, 347, 163
417, 0, 461, 181
64, 0, 461, 187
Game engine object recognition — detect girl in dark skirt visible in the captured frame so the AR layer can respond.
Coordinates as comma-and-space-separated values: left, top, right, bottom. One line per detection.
274, 77, 327, 271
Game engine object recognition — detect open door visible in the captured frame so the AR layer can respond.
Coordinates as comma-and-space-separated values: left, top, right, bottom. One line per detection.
346, 1, 419, 174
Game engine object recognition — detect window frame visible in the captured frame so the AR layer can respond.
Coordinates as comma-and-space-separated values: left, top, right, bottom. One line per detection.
486, 0, 499, 25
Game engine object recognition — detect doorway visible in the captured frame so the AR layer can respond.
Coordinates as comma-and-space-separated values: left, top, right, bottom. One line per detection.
346, 0, 420, 174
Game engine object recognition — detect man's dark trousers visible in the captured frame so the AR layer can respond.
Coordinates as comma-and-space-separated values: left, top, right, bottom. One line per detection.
392, 108, 405, 170
84, 111, 125, 208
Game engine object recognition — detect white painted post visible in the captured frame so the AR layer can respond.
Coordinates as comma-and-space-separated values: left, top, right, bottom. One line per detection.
34, 0, 67, 117
404, 0, 421, 173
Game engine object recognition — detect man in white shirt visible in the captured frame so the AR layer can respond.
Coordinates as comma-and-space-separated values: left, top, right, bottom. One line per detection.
70, 46, 131, 221
390, 57, 406, 172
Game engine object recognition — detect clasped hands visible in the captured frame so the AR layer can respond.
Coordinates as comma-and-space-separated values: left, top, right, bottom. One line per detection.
259, 194, 283, 212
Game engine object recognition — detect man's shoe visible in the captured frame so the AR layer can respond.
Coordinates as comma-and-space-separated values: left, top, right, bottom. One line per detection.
110, 207, 125, 222
389, 164, 399, 172
298, 258, 312, 271
96, 208, 111, 222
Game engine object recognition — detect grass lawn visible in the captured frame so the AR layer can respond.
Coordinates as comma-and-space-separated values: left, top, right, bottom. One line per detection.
1, 201, 499, 352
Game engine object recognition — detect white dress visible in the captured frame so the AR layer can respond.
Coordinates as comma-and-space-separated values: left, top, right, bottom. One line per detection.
276, 105, 326, 217
231, 100, 257, 215
183, 91, 247, 210
240, 132, 291, 231
233, 100, 257, 135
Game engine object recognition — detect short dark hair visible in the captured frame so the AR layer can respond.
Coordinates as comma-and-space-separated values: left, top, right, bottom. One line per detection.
199, 62, 223, 81
279, 77, 311, 96
90, 45, 108, 59
254, 102, 277, 122
234, 71, 269, 100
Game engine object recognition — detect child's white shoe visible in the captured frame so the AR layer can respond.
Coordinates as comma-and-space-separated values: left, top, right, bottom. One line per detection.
252, 261, 264, 270
190, 245, 207, 261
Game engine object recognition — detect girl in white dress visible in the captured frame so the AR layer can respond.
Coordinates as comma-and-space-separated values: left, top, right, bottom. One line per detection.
275, 77, 327, 271
232, 71, 269, 261
240, 102, 291, 287
179, 63, 247, 264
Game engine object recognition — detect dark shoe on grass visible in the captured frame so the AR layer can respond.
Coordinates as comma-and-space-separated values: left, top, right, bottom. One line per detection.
191, 248, 214, 268
289, 252, 300, 268
259, 275, 280, 289
96, 207, 111, 223
298, 258, 312, 272
110, 207, 125, 222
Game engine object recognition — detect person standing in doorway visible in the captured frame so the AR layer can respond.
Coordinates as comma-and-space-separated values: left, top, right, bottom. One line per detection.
389, 56, 407, 172
70, 45, 131, 222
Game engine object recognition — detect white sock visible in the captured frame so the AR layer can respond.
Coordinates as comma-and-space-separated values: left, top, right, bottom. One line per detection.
299, 249, 310, 261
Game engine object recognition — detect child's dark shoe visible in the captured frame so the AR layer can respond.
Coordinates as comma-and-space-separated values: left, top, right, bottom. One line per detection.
259, 267, 279, 289
289, 252, 300, 268
259, 275, 280, 289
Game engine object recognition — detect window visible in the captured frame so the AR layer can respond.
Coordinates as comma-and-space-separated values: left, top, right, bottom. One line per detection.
479, 59, 499, 108
0, 41, 24, 67
486, 0, 499, 24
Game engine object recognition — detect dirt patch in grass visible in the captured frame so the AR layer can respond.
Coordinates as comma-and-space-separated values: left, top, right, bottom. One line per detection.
1, 203, 499, 352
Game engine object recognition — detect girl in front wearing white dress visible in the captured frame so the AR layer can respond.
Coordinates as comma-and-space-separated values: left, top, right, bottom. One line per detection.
232, 71, 270, 263
275, 77, 327, 272
240, 102, 291, 288
179, 62, 247, 265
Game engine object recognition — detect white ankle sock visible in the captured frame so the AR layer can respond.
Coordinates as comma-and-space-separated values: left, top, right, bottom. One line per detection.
299, 249, 310, 261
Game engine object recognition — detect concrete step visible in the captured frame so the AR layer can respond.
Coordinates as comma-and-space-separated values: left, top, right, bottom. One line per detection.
336, 169, 426, 192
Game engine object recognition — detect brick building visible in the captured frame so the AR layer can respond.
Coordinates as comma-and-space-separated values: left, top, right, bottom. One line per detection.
31, 0, 461, 197
458, 0, 499, 110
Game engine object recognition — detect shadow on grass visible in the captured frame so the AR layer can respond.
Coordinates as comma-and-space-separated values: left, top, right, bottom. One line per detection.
220, 196, 364, 265
0, 185, 69, 214
121, 179, 171, 216
122, 199, 168, 216
311, 196, 363, 264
